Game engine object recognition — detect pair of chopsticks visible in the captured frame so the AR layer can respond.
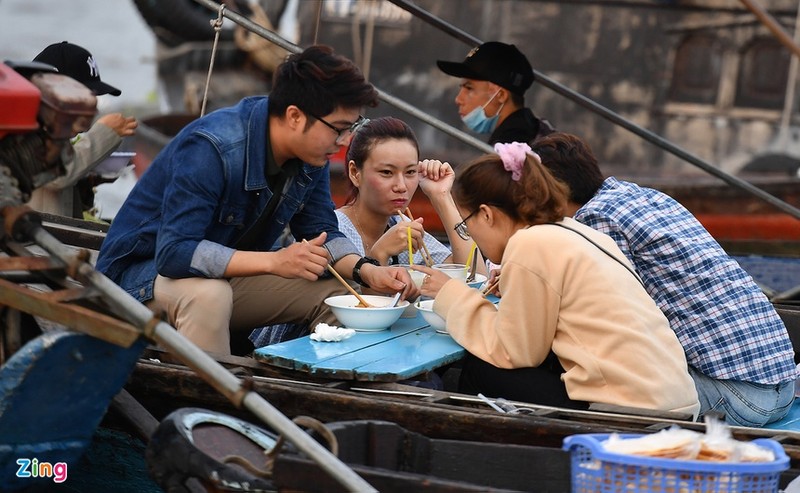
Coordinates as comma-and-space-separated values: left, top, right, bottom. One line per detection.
326, 265, 372, 307
398, 207, 434, 267
480, 277, 500, 297
303, 239, 373, 307
463, 242, 478, 280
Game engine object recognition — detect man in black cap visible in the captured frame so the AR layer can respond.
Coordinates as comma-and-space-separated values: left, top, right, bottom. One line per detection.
28, 41, 137, 217
34, 41, 124, 97
437, 41, 553, 146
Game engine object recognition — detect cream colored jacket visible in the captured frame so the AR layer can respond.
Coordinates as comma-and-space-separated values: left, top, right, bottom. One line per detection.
436, 217, 700, 417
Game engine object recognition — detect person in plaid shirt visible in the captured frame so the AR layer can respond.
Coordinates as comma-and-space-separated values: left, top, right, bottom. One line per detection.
532, 132, 796, 427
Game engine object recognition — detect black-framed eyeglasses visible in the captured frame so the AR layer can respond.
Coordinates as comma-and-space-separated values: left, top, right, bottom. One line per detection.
308, 113, 369, 144
454, 208, 480, 241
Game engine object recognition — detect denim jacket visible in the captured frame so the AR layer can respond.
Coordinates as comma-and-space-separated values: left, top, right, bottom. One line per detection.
96, 97, 357, 302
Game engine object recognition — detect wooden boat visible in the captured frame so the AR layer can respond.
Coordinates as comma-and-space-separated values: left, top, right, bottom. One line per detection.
123, 331, 800, 486
3, 1, 799, 489
145, 407, 572, 492
0, 174, 792, 491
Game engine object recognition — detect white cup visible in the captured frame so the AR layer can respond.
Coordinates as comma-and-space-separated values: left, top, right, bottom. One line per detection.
432, 263, 469, 282
407, 268, 427, 288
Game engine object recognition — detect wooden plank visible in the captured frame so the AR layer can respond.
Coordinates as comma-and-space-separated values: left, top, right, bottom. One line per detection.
0, 277, 141, 347
39, 212, 107, 251
272, 455, 522, 493
272, 419, 570, 492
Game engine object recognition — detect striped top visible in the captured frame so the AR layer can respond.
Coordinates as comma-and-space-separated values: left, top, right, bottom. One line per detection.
334, 210, 451, 265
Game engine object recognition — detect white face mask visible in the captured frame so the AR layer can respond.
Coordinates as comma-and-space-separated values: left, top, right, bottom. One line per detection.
461, 89, 504, 134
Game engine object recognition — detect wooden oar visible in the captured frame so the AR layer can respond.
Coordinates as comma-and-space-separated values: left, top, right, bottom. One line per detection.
326, 264, 373, 308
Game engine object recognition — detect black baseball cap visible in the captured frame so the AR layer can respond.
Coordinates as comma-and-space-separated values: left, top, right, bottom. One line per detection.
33, 41, 121, 96
436, 41, 534, 96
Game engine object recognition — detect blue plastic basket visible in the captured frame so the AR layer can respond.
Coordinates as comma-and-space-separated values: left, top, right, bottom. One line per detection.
563, 433, 789, 493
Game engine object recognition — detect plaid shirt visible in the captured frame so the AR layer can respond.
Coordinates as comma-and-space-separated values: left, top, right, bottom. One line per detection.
575, 177, 796, 384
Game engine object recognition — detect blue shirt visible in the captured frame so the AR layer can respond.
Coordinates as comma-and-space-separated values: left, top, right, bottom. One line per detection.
96, 96, 358, 302
575, 177, 796, 384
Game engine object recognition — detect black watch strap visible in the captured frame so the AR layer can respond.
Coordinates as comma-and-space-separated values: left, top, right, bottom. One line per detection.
352, 256, 380, 288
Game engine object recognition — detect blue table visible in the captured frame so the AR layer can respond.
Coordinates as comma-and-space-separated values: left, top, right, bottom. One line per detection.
252, 312, 465, 382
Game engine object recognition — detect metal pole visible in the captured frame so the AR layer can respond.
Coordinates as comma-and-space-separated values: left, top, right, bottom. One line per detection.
385, 0, 800, 220
28, 224, 377, 493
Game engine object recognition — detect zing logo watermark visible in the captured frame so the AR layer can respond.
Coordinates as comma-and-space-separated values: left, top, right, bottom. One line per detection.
16, 458, 68, 483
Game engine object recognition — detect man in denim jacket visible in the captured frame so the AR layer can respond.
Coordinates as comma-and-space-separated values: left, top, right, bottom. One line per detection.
96, 46, 417, 355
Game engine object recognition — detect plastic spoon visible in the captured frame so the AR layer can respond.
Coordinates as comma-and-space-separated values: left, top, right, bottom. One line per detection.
388, 291, 402, 307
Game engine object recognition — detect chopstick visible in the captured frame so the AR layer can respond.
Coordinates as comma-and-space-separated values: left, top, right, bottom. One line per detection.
401, 208, 434, 267
303, 239, 373, 307
464, 241, 477, 279
326, 264, 373, 308
406, 226, 414, 265
481, 278, 500, 297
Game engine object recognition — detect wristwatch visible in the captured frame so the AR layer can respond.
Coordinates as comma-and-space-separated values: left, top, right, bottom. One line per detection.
352, 256, 380, 288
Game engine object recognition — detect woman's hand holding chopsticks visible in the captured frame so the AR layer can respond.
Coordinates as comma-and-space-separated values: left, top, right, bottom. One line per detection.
401, 208, 434, 266
370, 211, 430, 266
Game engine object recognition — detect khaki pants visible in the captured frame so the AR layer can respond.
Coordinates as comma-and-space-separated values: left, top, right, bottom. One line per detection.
149, 274, 347, 355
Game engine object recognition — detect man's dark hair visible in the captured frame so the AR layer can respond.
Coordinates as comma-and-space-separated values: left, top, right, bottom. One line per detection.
530, 132, 605, 206
269, 45, 379, 119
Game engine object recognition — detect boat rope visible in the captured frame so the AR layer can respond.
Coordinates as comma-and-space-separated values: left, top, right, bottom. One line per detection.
263, 415, 340, 475
312, 0, 322, 45
200, 3, 226, 117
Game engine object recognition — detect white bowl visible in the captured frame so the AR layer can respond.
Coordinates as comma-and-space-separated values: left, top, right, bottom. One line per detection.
430, 264, 486, 289
432, 263, 468, 281
324, 294, 409, 331
467, 273, 488, 290
94, 151, 135, 177
415, 299, 446, 333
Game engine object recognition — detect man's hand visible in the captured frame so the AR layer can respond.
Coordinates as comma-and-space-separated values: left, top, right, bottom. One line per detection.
360, 263, 419, 301
270, 233, 330, 280
98, 113, 137, 137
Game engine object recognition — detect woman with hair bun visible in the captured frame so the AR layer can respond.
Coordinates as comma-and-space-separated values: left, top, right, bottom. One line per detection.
414, 142, 700, 416
337, 116, 481, 270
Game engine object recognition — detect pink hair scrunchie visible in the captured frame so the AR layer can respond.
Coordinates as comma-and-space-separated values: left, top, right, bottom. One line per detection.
493, 142, 541, 181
